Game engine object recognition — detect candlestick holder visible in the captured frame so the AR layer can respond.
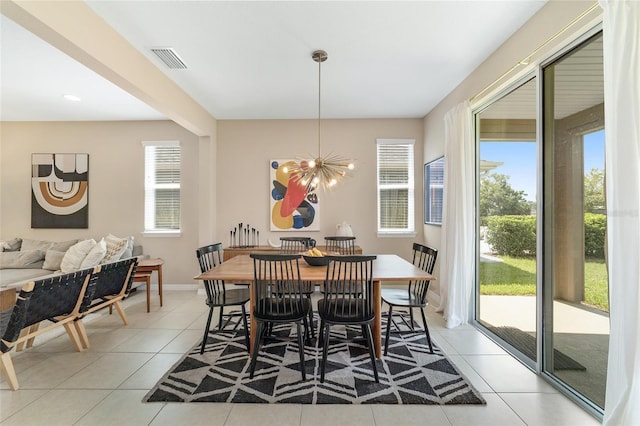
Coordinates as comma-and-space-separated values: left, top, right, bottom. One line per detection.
229, 222, 260, 248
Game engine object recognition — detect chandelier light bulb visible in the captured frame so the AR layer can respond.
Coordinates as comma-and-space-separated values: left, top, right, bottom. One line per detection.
348, 163, 355, 170
283, 166, 289, 173
308, 159, 316, 168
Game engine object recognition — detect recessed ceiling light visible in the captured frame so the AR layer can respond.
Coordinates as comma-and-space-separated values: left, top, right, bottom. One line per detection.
63, 94, 81, 102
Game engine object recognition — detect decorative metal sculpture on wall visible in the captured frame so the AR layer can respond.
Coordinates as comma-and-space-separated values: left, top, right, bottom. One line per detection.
31, 153, 89, 228
270, 159, 319, 231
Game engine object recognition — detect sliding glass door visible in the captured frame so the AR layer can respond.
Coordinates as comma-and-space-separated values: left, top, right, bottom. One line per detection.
475, 30, 607, 413
542, 32, 607, 409
476, 77, 538, 367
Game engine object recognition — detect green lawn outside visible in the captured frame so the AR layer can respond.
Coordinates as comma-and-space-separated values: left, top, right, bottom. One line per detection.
480, 256, 609, 312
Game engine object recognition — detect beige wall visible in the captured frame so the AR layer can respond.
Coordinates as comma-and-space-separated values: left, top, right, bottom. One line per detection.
1, 118, 424, 284
217, 119, 424, 261
422, 0, 600, 303
0, 120, 202, 285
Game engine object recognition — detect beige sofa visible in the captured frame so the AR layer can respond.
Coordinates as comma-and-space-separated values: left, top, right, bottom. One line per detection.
0, 237, 144, 290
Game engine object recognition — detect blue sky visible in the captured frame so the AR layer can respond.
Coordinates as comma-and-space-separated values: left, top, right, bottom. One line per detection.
481, 129, 605, 201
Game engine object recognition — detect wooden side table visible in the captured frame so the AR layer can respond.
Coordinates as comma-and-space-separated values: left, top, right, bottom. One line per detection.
134, 258, 164, 312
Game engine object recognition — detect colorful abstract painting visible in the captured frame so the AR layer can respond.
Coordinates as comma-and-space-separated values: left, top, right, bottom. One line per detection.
270, 159, 319, 231
31, 153, 89, 228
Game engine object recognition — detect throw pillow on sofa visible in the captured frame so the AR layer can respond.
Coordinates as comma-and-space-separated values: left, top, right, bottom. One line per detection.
0, 250, 46, 269
43, 250, 66, 271
21, 238, 78, 252
0, 238, 22, 252
61, 239, 97, 273
102, 235, 128, 263
121, 235, 134, 259
80, 239, 107, 269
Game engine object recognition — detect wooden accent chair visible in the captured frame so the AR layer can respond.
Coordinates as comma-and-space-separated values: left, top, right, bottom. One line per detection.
74, 257, 138, 349
0, 267, 98, 390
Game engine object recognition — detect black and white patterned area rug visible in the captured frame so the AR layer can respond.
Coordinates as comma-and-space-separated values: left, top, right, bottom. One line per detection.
144, 318, 486, 405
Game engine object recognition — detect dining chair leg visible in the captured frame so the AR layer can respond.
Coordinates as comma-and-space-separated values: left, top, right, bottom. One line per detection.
201, 306, 215, 354
317, 319, 325, 348
320, 323, 331, 383
217, 306, 224, 331
240, 304, 250, 352
307, 295, 315, 338
249, 322, 264, 378
384, 305, 393, 356
409, 308, 416, 331
296, 322, 306, 381
363, 324, 379, 383
420, 308, 434, 354
303, 316, 310, 345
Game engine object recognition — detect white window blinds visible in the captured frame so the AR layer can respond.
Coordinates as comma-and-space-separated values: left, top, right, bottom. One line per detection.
143, 141, 181, 233
376, 139, 415, 235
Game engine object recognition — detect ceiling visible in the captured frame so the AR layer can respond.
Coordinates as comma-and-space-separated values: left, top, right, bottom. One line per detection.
480, 33, 603, 120
1, 1, 548, 122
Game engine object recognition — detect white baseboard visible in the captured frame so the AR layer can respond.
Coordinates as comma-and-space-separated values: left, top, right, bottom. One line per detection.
141, 284, 199, 291
427, 289, 441, 306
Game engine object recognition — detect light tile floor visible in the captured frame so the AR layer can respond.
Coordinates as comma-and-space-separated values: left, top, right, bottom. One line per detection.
0, 289, 602, 425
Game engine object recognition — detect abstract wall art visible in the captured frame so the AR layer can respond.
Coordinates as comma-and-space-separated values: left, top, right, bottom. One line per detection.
270, 159, 319, 231
31, 153, 89, 228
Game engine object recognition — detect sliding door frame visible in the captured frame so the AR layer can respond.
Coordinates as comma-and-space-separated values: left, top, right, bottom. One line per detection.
471, 21, 605, 421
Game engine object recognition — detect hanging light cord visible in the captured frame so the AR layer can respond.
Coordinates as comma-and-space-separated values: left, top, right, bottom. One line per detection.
317, 55, 322, 159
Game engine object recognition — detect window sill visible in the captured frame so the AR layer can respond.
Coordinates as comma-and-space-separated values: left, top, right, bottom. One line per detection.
142, 230, 182, 238
377, 231, 417, 238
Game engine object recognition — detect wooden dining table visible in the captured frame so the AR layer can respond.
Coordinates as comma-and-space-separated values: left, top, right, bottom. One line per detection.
193, 253, 435, 358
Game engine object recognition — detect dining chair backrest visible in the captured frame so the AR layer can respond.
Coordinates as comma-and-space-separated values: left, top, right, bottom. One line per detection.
409, 243, 438, 304
196, 243, 227, 300
324, 236, 356, 255
250, 254, 305, 320
320, 255, 377, 322
279, 237, 315, 254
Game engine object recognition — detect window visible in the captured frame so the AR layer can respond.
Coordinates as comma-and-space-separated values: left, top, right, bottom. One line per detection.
424, 156, 444, 225
143, 141, 181, 234
376, 139, 415, 236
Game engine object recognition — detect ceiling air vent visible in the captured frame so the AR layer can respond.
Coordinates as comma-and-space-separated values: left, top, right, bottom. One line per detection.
150, 48, 187, 69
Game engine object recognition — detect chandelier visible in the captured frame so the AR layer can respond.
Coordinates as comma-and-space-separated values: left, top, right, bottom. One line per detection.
287, 50, 354, 191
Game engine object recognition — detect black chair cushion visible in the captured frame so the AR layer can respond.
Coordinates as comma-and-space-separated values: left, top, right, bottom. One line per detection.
255, 297, 311, 322
381, 288, 426, 308
206, 287, 250, 307
317, 298, 374, 323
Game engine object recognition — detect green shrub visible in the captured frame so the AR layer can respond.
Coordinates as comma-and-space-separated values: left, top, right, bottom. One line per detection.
485, 213, 606, 259
485, 215, 537, 257
584, 213, 606, 258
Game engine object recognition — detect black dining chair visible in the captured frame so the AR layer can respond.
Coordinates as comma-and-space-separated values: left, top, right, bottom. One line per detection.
317, 255, 379, 383
279, 237, 315, 253
324, 236, 356, 255
196, 243, 250, 354
280, 237, 317, 338
248, 254, 311, 381
381, 243, 437, 355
